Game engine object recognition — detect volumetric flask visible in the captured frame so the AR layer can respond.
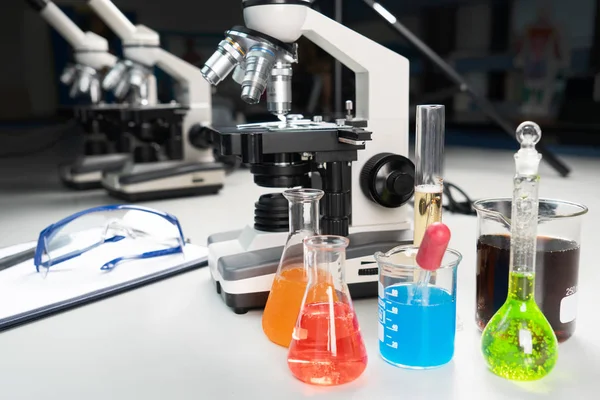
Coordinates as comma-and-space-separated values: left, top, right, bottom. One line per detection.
375, 245, 461, 369
481, 123, 558, 382
262, 188, 324, 347
474, 198, 587, 341
288, 236, 368, 386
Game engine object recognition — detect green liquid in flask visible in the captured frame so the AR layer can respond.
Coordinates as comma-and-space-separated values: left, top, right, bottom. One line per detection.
481, 271, 558, 381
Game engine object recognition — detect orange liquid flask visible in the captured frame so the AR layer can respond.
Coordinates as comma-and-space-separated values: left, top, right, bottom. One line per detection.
288, 236, 368, 386
262, 189, 324, 347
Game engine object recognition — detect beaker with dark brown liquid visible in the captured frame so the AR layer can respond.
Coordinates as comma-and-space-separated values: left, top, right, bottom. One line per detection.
473, 199, 587, 342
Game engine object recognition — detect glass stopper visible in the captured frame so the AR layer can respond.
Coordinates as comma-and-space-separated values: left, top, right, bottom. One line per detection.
516, 121, 542, 147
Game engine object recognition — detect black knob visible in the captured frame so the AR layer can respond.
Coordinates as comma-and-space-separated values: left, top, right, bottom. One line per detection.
134, 144, 159, 163
321, 217, 349, 237
84, 139, 109, 156
188, 123, 216, 149
254, 193, 289, 232
360, 153, 415, 208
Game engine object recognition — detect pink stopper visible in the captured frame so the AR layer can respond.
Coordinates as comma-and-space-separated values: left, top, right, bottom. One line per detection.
416, 222, 451, 271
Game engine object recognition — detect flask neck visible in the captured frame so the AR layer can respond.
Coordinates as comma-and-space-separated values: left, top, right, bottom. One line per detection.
303, 236, 349, 291
289, 199, 320, 235
508, 175, 540, 276
507, 271, 535, 302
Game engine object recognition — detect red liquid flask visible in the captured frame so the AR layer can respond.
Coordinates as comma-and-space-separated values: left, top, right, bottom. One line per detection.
287, 236, 368, 386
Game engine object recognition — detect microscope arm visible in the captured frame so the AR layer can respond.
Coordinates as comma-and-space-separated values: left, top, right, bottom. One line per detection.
88, 0, 137, 41
154, 48, 212, 109
298, 8, 410, 228
300, 7, 408, 121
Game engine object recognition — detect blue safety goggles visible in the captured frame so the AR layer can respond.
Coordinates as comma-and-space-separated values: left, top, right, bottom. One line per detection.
34, 205, 185, 275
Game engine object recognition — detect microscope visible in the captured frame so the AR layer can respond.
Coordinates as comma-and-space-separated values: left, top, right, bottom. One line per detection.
202, 0, 416, 313
87, 0, 225, 201
27, 0, 132, 189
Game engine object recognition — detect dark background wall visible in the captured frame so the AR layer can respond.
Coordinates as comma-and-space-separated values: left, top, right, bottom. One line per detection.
4, 0, 600, 152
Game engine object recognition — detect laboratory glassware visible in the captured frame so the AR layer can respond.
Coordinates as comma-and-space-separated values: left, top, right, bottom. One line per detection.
416, 222, 452, 271
34, 204, 185, 275
481, 122, 558, 381
262, 188, 324, 347
414, 104, 445, 246
287, 235, 368, 386
474, 198, 587, 341
375, 243, 461, 369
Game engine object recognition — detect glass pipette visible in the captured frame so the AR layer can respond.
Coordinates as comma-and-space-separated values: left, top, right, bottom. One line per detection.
414, 105, 445, 301
414, 105, 444, 247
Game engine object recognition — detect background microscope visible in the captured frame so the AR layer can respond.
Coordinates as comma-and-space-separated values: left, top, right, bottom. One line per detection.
87, 0, 228, 201
26, 0, 132, 190
202, 0, 416, 313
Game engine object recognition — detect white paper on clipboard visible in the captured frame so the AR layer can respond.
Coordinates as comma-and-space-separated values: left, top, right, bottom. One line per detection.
0, 239, 208, 328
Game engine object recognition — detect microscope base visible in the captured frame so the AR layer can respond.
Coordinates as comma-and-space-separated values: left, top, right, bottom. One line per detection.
59, 154, 132, 190
217, 278, 391, 315
208, 227, 413, 314
105, 185, 223, 202
101, 160, 225, 202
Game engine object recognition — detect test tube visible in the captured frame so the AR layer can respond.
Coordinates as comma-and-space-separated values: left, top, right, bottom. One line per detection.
414, 105, 445, 246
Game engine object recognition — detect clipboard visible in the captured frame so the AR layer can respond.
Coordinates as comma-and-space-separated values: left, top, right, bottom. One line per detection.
0, 240, 208, 333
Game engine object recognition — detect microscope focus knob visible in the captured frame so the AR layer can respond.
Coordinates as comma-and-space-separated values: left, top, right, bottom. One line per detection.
188, 124, 216, 150
360, 153, 415, 208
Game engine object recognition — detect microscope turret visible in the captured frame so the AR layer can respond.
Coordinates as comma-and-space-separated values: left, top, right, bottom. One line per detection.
202, 27, 298, 119
202, 0, 416, 313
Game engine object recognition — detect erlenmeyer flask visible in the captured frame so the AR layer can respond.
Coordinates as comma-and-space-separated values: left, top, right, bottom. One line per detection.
262, 188, 324, 347
287, 236, 368, 386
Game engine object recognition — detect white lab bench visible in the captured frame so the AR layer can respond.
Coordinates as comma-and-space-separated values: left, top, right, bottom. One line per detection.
0, 147, 597, 399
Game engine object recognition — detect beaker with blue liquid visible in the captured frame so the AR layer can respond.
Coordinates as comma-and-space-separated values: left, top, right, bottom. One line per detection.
374, 245, 462, 369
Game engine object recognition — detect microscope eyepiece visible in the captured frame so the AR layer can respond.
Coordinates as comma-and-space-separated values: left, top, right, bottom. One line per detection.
241, 44, 277, 104
201, 38, 246, 86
